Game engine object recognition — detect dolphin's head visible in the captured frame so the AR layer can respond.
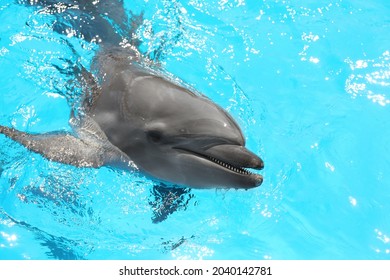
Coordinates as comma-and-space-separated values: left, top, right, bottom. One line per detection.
116, 72, 264, 189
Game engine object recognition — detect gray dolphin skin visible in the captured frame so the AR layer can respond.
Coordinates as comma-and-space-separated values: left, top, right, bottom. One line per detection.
0, 1, 264, 189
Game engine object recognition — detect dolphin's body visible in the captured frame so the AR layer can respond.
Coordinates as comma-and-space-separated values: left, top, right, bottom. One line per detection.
0, 1, 263, 189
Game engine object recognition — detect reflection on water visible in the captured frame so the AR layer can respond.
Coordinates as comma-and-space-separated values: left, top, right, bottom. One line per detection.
345, 51, 390, 106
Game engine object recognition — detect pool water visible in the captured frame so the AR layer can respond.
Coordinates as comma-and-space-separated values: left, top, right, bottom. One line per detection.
1, 0, 389, 260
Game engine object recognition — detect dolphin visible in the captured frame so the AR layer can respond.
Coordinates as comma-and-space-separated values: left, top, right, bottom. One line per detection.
0, 1, 264, 189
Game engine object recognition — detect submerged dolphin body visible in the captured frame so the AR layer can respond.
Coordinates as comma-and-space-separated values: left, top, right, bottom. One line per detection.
0, 1, 264, 189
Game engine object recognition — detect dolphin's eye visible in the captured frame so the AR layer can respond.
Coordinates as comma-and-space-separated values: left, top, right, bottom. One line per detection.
147, 130, 163, 143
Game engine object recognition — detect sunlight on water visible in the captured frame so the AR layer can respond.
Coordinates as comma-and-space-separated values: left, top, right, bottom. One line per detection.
345, 51, 390, 106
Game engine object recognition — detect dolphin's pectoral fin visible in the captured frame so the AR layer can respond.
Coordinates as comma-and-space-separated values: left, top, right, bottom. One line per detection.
0, 125, 103, 167
149, 184, 193, 224
0, 116, 132, 169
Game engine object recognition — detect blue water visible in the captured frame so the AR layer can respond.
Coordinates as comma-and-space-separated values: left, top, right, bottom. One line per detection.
1, 0, 389, 260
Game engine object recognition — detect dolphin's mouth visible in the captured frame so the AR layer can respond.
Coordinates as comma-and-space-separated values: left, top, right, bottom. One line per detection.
174, 147, 262, 176
202, 153, 254, 175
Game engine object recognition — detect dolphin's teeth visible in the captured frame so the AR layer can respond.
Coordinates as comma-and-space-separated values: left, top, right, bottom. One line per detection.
206, 154, 251, 175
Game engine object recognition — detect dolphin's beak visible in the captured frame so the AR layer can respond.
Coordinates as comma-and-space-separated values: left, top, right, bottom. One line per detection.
173, 142, 264, 188
204, 144, 264, 170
